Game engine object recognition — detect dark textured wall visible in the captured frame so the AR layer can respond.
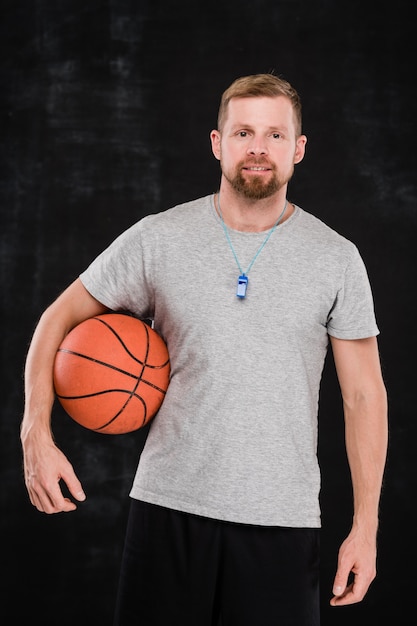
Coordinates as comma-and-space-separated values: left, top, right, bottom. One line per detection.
2, 1, 415, 624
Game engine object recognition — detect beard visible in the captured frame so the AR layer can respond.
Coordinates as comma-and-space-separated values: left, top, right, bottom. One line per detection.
223, 159, 294, 200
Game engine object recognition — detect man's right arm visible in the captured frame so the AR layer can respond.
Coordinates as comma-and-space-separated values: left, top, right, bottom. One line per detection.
20, 278, 109, 513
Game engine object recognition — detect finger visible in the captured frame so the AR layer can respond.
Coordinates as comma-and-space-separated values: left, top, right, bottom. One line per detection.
30, 478, 78, 514
331, 587, 364, 606
330, 575, 369, 606
42, 464, 86, 511
332, 570, 349, 598
63, 473, 86, 503
28, 489, 44, 512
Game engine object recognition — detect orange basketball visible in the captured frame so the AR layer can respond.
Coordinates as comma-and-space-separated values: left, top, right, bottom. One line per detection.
53, 313, 170, 434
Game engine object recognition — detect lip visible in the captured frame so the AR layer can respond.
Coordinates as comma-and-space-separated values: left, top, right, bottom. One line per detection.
242, 166, 272, 173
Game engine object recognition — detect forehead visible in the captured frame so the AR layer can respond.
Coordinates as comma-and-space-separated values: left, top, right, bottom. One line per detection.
225, 96, 295, 131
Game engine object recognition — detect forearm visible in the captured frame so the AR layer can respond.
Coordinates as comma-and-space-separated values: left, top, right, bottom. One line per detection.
344, 383, 388, 534
21, 278, 108, 445
21, 305, 71, 444
20, 280, 108, 512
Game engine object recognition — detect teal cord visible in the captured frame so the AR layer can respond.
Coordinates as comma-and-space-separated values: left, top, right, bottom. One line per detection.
217, 197, 288, 276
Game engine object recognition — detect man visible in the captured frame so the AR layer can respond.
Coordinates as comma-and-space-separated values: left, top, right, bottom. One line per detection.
21, 73, 388, 625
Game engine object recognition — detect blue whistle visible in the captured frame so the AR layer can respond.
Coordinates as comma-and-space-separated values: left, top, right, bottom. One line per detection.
236, 275, 249, 298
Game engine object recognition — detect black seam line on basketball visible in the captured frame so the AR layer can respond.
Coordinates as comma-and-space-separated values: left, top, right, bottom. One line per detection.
94, 316, 155, 367
56, 389, 166, 399
77, 319, 157, 431
97, 397, 147, 430
98, 326, 150, 430
62, 318, 154, 430
96, 316, 170, 374
98, 390, 147, 430
56, 384, 167, 401
61, 317, 167, 431
57, 388, 160, 431
57, 348, 169, 378
56, 348, 167, 392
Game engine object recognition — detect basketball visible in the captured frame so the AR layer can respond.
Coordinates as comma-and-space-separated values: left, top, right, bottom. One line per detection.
53, 313, 170, 434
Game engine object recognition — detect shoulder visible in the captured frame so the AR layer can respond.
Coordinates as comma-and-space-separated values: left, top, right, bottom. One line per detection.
293, 206, 359, 261
111, 195, 214, 247
295, 206, 351, 243
140, 194, 213, 230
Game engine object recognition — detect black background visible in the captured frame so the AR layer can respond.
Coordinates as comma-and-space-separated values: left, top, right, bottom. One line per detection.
1, 0, 416, 624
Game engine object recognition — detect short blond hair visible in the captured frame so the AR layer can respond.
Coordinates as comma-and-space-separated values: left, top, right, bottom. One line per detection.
217, 73, 302, 136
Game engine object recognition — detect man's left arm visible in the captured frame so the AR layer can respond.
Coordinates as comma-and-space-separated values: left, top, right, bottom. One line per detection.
329, 335, 388, 607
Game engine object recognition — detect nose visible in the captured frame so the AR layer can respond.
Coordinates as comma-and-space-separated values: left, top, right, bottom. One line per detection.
247, 137, 268, 156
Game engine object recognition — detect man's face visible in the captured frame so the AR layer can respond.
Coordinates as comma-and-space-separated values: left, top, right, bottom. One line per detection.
211, 96, 306, 200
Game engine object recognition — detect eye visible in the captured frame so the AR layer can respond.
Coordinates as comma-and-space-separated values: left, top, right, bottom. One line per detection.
238, 131, 248, 137
272, 132, 281, 139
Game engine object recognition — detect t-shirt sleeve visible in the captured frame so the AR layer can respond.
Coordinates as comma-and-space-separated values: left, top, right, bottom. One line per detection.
326, 245, 380, 339
79, 219, 154, 318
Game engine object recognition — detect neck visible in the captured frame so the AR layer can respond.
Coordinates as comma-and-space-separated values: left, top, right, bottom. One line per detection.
215, 186, 293, 232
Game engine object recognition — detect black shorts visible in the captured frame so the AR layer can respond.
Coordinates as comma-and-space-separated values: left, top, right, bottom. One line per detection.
113, 499, 320, 626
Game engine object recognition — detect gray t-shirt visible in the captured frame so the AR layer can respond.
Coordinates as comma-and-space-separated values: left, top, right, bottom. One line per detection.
80, 194, 379, 527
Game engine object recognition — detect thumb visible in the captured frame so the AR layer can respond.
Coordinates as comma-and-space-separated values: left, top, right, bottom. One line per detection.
332, 566, 349, 597
61, 468, 86, 502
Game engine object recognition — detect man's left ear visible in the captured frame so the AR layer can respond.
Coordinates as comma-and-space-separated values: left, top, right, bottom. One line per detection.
294, 135, 307, 164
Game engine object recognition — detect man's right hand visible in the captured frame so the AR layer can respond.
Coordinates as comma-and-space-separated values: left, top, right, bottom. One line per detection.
22, 435, 86, 513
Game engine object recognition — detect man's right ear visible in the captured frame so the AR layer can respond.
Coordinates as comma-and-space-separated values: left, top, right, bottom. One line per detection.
210, 130, 221, 161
